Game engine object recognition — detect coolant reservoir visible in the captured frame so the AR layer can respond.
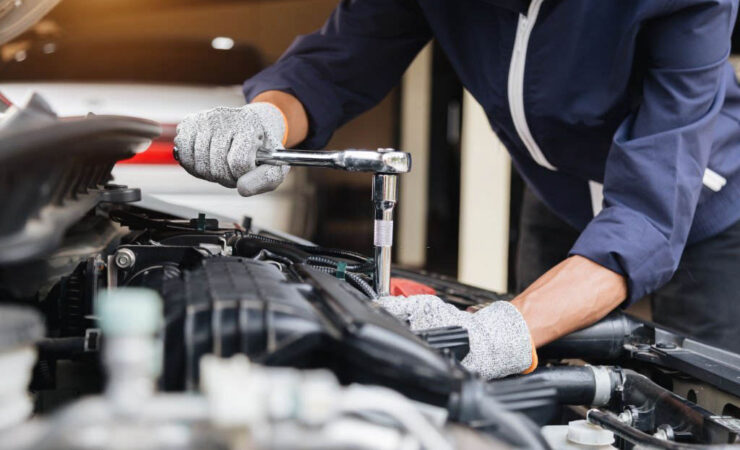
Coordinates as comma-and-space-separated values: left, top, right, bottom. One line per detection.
542, 420, 616, 449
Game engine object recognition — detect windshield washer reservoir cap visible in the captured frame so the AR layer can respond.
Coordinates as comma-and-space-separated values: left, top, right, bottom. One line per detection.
567, 420, 615, 446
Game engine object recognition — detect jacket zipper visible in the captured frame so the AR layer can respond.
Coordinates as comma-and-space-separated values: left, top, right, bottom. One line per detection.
507, 0, 556, 171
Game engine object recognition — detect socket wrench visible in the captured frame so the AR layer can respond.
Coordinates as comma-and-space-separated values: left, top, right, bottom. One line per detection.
256, 148, 411, 297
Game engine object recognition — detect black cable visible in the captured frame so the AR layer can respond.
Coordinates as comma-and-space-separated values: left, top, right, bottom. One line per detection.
256, 250, 296, 268
475, 395, 553, 450
247, 233, 371, 263
310, 265, 377, 299
306, 255, 375, 273
234, 235, 377, 298
452, 378, 552, 449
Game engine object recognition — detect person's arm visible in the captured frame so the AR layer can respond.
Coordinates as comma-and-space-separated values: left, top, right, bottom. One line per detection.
512, 256, 626, 347
252, 90, 309, 148
514, 0, 737, 347
244, 0, 432, 148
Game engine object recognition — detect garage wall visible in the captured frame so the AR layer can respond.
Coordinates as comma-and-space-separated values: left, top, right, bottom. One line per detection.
46, 0, 398, 158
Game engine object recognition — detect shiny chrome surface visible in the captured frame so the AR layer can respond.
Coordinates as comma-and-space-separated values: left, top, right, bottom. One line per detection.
256, 148, 411, 174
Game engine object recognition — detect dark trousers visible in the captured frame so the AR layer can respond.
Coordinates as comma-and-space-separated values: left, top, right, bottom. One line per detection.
515, 187, 740, 353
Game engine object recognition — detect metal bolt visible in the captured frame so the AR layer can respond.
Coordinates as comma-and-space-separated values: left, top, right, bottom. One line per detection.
618, 409, 633, 425
654, 424, 675, 441
114, 248, 136, 269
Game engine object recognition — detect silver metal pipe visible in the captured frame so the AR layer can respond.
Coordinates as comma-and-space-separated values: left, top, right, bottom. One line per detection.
372, 173, 398, 297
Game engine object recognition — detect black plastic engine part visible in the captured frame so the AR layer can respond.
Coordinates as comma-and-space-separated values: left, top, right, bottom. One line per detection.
160, 257, 465, 405
414, 326, 470, 362
44, 258, 102, 337
114, 245, 205, 290
161, 257, 324, 390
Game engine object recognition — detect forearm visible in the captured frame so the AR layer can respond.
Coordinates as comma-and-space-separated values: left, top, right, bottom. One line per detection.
511, 255, 627, 347
252, 90, 309, 148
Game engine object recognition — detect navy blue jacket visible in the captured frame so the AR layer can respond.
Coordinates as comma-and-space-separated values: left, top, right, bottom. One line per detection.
244, 0, 740, 304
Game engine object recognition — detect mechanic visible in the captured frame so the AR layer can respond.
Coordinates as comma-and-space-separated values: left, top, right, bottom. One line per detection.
174, 0, 740, 379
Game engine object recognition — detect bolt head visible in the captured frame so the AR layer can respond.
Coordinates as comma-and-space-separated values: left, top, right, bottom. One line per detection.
114, 249, 136, 269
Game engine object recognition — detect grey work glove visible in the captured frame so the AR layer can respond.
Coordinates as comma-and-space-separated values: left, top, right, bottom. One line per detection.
375, 295, 535, 379
174, 103, 290, 196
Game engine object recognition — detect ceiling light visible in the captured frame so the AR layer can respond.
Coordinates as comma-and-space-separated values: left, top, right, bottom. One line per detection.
211, 37, 234, 51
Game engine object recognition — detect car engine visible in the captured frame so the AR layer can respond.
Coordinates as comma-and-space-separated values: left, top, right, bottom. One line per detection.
2, 94, 740, 449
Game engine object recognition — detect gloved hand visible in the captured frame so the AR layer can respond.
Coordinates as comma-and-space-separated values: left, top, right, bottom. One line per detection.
174, 103, 290, 196
375, 295, 537, 379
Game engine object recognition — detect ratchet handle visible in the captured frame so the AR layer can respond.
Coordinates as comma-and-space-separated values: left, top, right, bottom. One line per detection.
256, 148, 411, 174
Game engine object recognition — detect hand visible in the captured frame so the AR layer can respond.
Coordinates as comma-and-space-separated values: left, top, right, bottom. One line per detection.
174, 103, 290, 196
375, 295, 536, 379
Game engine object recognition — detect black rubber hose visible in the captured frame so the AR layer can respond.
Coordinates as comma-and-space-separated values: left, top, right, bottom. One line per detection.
306, 255, 375, 273
539, 312, 644, 361
310, 265, 377, 299
234, 236, 313, 262
37, 337, 86, 358
487, 366, 617, 408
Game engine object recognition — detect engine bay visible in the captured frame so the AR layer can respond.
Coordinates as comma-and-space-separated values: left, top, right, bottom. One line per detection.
1, 95, 740, 449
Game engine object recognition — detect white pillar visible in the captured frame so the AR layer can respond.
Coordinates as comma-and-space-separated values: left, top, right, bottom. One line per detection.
397, 43, 433, 268
457, 91, 511, 293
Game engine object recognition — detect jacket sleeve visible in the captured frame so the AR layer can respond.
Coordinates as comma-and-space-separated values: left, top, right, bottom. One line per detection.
569, 0, 738, 304
242, 0, 432, 148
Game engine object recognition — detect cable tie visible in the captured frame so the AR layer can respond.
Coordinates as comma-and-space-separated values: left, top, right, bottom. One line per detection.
335, 262, 347, 280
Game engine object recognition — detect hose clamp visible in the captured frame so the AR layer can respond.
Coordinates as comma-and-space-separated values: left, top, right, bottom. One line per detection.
588, 365, 612, 406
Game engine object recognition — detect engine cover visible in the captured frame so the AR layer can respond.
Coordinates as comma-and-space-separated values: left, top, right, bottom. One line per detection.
160, 256, 465, 405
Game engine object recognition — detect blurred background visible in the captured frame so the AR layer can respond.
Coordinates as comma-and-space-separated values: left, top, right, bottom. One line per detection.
2, 0, 740, 296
